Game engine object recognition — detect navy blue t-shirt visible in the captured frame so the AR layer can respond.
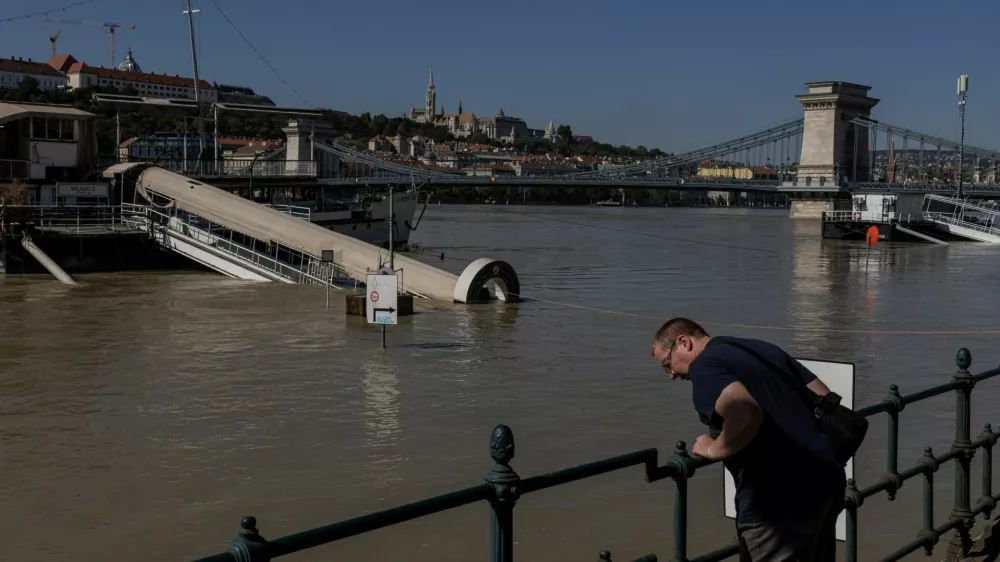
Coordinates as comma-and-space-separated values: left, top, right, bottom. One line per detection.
690, 336, 846, 525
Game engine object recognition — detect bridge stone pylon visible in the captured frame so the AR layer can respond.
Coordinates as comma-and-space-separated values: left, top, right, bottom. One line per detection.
796, 82, 879, 185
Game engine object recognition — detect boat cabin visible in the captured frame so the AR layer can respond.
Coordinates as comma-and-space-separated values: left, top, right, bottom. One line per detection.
851, 193, 897, 222
0, 102, 100, 202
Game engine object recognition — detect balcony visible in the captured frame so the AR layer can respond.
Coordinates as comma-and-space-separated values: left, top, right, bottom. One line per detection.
0, 159, 29, 181
152, 159, 317, 179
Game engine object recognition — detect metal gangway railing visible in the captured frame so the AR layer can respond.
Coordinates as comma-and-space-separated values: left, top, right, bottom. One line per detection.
1, 204, 138, 235
148, 159, 318, 178
121, 202, 348, 287
922, 194, 1000, 241
262, 204, 311, 221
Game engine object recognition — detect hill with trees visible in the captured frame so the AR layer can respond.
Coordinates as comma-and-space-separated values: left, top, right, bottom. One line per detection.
2, 77, 666, 161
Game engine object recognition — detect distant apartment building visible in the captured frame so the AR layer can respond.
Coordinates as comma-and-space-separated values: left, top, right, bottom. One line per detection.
50, 50, 217, 102
0, 56, 68, 91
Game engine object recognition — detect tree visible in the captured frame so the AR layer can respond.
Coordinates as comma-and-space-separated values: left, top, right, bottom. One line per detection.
556, 124, 573, 142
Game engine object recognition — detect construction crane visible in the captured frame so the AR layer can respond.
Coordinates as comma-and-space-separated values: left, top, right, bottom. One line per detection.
49, 30, 61, 58
45, 18, 136, 68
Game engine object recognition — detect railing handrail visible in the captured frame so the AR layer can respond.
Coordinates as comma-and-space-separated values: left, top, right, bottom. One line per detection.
188, 350, 1000, 562
3, 204, 132, 234
924, 213, 1000, 237
134, 159, 318, 179
124, 200, 345, 287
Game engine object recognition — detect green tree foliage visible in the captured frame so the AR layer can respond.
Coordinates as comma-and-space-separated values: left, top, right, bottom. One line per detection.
1, 81, 668, 160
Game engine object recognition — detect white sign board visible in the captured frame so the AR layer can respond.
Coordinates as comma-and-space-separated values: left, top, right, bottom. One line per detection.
58, 183, 108, 197
723, 358, 855, 542
366, 274, 398, 325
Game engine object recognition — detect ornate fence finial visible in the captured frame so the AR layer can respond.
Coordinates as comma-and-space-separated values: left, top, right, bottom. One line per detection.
228, 516, 270, 562
490, 424, 515, 467
599, 550, 612, 561
485, 424, 519, 489
956, 348, 972, 372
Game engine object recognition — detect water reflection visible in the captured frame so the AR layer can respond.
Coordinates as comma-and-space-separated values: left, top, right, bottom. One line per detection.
360, 350, 403, 485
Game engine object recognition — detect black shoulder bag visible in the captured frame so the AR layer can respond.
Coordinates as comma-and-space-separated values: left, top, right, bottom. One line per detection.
715, 340, 869, 467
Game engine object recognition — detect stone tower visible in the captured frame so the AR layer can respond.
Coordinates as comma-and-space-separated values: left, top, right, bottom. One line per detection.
795, 82, 879, 184
424, 68, 436, 123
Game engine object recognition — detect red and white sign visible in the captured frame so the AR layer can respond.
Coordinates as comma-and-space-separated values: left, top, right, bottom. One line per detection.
369, 291, 379, 303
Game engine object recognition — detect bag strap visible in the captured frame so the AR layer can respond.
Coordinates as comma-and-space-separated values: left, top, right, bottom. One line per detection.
711, 339, 820, 409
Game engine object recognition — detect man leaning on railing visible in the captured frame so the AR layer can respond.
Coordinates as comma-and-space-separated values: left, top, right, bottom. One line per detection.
652, 318, 866, 562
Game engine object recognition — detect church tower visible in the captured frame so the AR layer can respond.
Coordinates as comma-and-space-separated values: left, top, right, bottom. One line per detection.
424, 68, 436, 123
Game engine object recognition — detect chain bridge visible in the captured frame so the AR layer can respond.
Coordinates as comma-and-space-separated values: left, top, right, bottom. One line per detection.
291, 82, 1000, 217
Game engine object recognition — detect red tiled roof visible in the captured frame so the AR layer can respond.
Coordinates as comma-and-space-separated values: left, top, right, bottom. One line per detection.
66, 62, 213, 90
0, 57, 65, 78
46, 55, 78, 73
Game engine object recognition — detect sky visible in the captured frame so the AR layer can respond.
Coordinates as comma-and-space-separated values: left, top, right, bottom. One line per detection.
1, 0, 999, 152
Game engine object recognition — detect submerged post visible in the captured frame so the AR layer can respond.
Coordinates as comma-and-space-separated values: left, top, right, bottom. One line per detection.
485, 425, 519, 562
946, 348, 975, 560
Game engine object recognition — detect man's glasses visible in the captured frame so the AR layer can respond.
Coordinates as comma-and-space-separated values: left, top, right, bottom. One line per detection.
661, 339, 677, 375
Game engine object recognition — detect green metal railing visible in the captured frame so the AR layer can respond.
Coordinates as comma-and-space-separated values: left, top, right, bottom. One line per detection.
190, 349, 1000, 562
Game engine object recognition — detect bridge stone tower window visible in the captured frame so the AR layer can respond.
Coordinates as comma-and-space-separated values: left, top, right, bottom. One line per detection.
796, 82, 879, 184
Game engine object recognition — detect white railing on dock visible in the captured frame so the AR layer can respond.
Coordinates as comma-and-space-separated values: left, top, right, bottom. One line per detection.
152, 160, 317, 178
121, 202, 347, 287
922, 194, 1000, 238
923, 212, 1000, 239
2, 204, 136, 234
0, 159, 29, 180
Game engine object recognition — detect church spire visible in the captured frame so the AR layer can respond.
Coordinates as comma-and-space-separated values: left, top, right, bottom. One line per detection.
458, 99, 463, 114
428, 67, 434, 87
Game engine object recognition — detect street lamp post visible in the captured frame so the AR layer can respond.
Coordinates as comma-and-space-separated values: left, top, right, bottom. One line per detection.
957, 74, 969, 198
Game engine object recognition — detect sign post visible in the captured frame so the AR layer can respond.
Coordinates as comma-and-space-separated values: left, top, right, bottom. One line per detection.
321, 250, 334, 309
366, 273, 398, 349
722, 358, 856, 542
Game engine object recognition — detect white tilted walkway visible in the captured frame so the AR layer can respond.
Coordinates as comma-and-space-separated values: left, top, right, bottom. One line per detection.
105, 163, 519, 302
923, 194, 1000, 243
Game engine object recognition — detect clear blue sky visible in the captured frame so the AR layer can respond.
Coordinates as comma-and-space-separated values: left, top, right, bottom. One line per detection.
2, 0, 998, 152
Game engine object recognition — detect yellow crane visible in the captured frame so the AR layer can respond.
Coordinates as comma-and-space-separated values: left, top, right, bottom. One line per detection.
49, 30, 61, 58
45, 17, 136, 68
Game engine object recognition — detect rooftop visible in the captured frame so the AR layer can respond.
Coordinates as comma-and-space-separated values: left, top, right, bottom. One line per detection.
0, 57, 65, 78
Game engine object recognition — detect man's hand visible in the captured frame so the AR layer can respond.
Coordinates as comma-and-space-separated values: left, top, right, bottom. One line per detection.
692, 434, 716, 459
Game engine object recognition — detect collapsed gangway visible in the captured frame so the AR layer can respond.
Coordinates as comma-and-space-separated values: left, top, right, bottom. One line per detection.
103, 163, 519, 302
922, 194, 1000, 243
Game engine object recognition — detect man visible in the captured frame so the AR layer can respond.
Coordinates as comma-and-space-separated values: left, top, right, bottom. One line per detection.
651, 317, 846, 562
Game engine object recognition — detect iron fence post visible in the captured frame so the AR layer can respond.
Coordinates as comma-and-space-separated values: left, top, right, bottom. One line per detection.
845, 479, 862, 562
977, 423, 997, 518
946, 348, 975, 560
228, 516, 270, 562
485, 424, 520, 562
883, 384, 905, 500
917, 447, 939, 555
667, 441, 694, 562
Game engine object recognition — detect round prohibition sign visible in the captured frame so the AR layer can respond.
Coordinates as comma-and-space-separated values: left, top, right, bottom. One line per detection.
369, 291, 380, 303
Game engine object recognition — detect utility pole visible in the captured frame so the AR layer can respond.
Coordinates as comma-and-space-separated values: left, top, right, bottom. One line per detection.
957, 74, 969, 198
184, 0, 206, 159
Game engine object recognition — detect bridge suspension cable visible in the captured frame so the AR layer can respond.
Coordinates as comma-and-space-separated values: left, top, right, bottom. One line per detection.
566, 118, 804, 178
850, 116, 1000, 160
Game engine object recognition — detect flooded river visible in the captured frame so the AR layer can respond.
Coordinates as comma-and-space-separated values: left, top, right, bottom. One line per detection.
3, 205, 1000, 561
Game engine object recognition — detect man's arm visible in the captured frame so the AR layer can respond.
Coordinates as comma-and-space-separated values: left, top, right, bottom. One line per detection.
807, 378, 831, 396
790, 357, 831, 396
699, 381, 764, 461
